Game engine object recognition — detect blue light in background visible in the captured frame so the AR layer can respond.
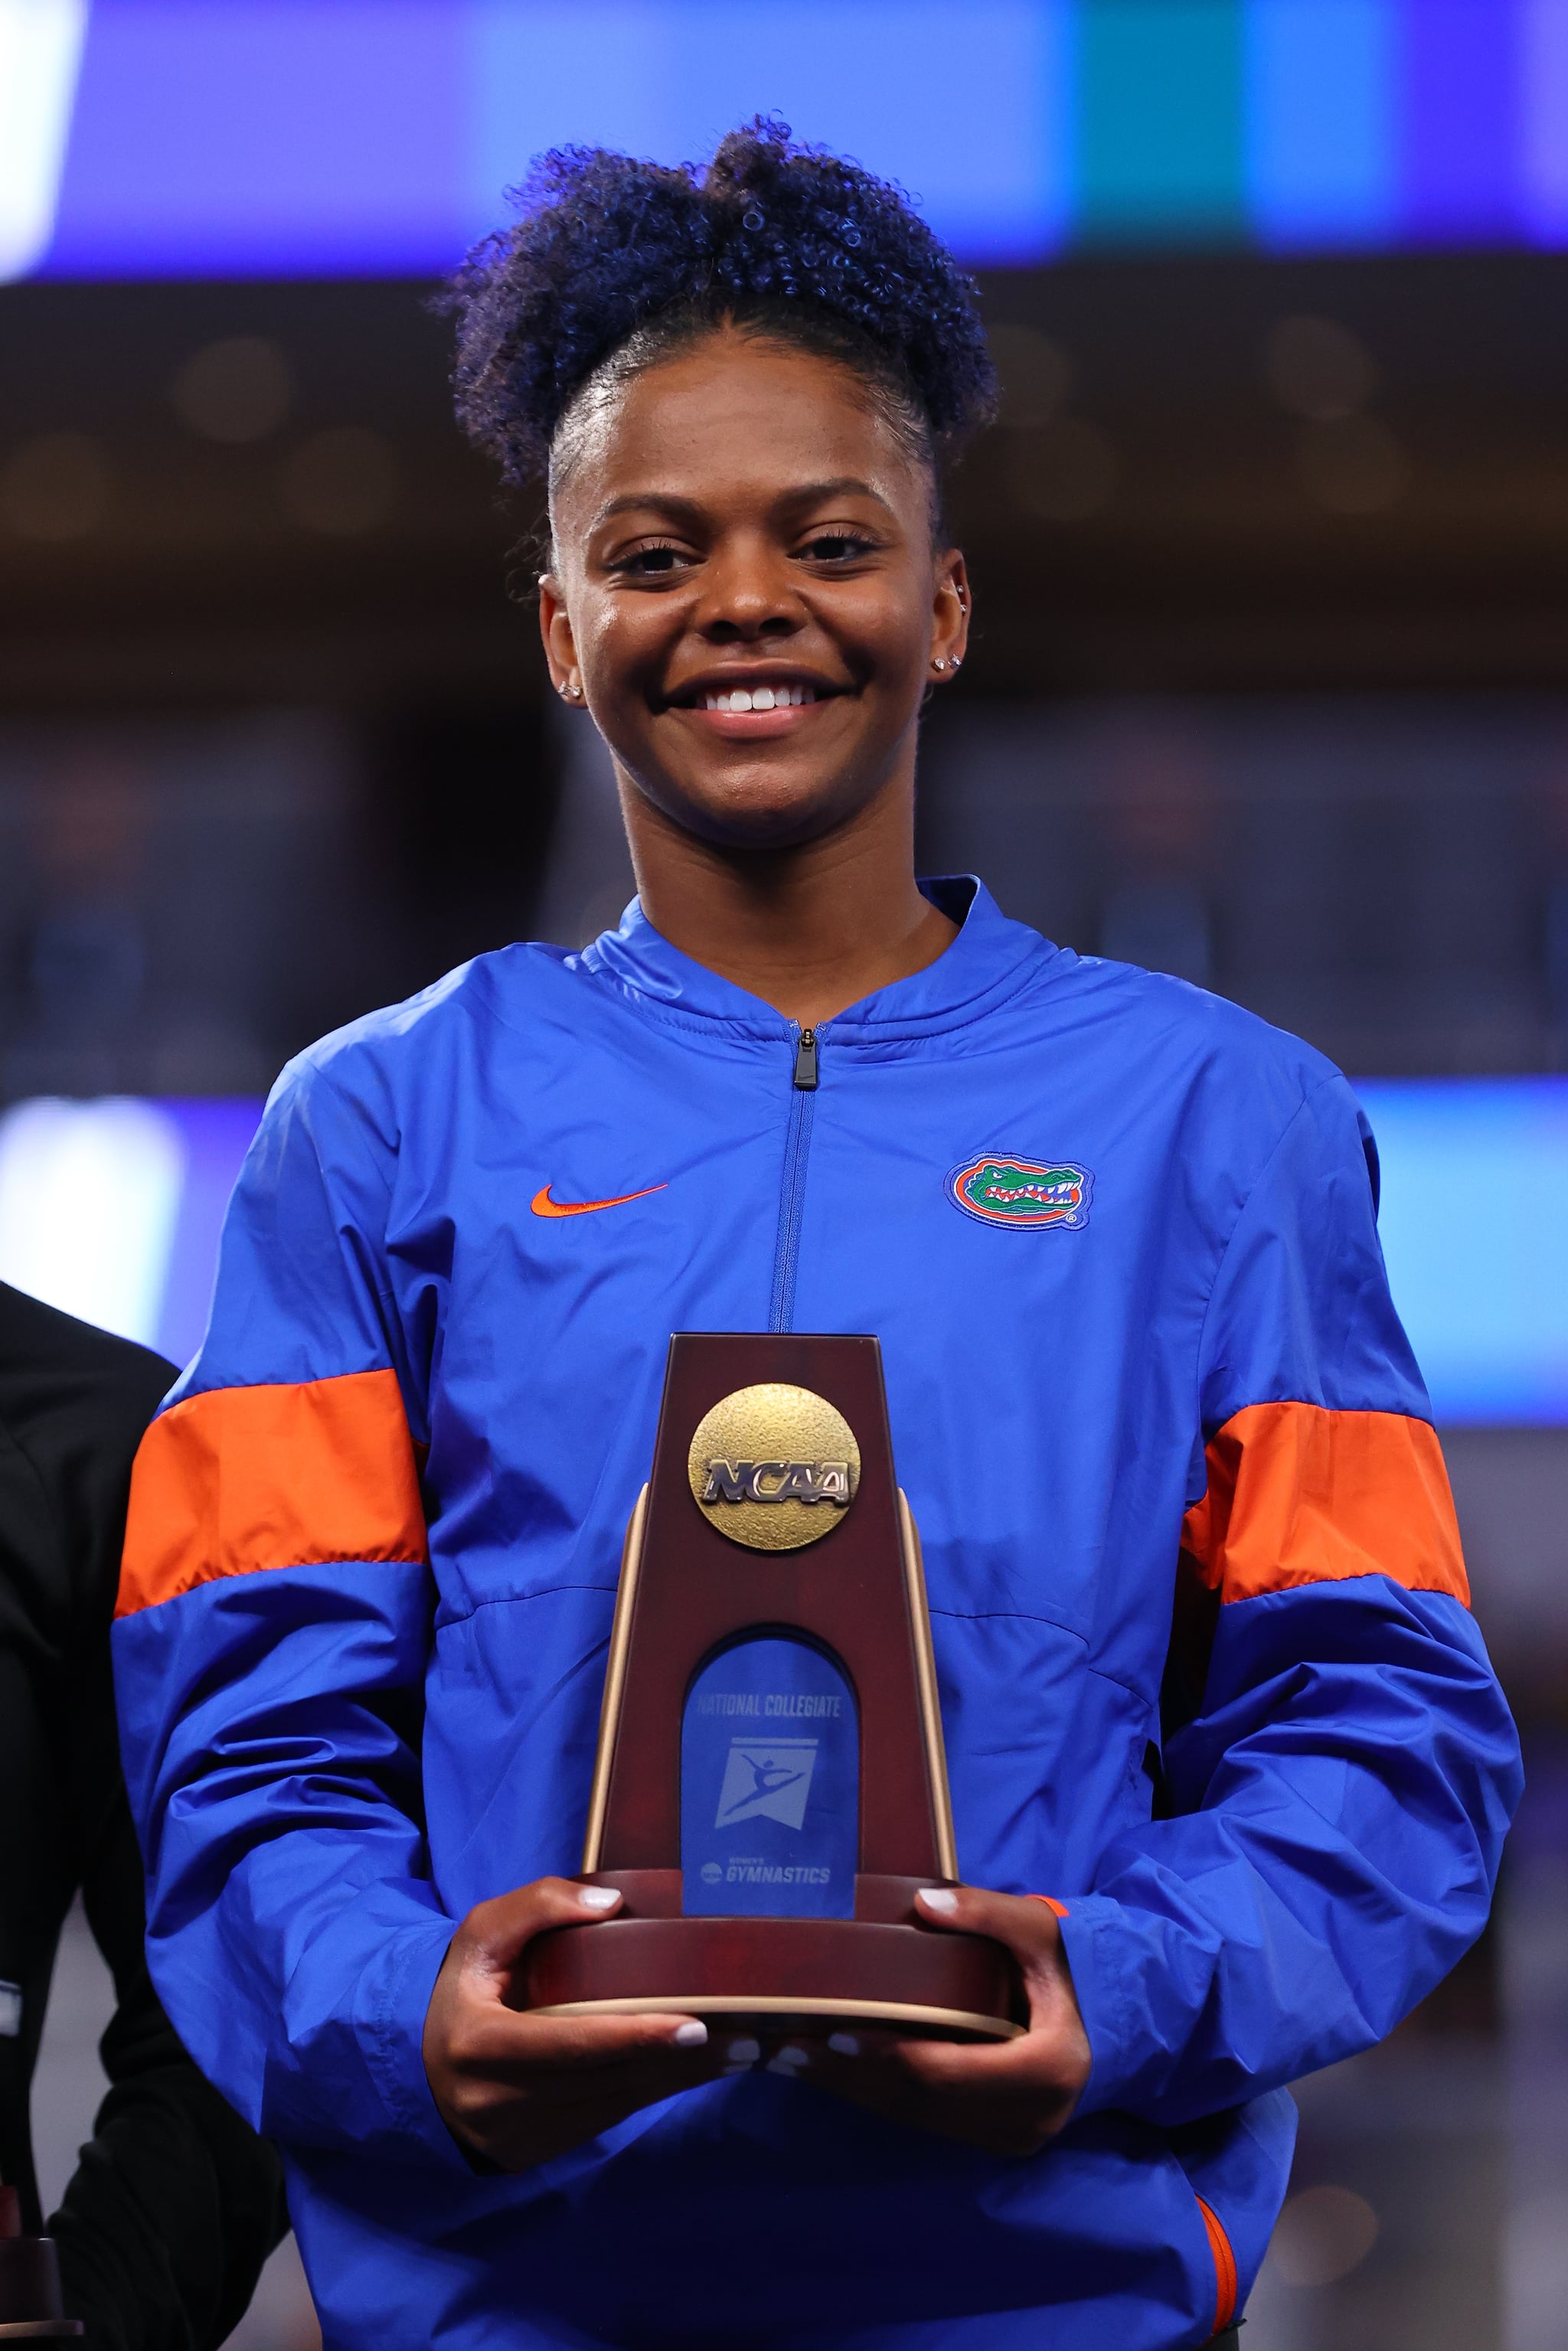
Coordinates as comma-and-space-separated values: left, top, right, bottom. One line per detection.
1245, 0, 1397, 250
1075, 0, 1246, 243
14, 0, 1568, 282
466, 0, 1073, 264
36, 0, 1071, 279
1402, 0, 1523, 247
47, 0, 471, 276
1521, 0, 1568, 243
1358, 1079, 1568, 1426
0, 1096, 261, 1367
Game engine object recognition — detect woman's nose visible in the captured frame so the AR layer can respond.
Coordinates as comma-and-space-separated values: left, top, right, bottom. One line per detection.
694, 543, 803, 639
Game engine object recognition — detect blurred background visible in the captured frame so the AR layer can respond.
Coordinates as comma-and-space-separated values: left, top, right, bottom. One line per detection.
3, 4, 1566, 2346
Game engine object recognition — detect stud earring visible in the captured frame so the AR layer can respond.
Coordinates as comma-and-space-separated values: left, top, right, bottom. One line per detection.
931, 657, 949, 674
560, 680, 583, 701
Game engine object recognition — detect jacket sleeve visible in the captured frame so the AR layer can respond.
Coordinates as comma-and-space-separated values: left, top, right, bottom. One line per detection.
1058, 1072, 1522, 2127
112, 1054, 466, 2167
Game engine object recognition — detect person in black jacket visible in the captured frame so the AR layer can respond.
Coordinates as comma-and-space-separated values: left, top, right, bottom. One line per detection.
0, 1281, 286, 2348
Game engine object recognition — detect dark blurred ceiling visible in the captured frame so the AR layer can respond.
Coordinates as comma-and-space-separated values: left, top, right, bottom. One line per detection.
2, 247, 1566, 712
966, 247, 1568, 694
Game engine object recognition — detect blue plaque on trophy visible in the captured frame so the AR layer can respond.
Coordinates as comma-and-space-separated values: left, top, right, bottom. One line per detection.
681, 1634, 858, 1918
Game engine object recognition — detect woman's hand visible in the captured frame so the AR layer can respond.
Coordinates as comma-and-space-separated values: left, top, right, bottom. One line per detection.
798, 1886, 1092, 2156
423, 1879, 724, 2171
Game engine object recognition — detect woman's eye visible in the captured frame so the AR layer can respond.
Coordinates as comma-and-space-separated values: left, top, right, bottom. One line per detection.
618, 543, 692, 576
798, 532, 874, 563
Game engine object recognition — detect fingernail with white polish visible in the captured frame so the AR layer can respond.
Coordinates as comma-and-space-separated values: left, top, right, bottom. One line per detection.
727, 2036, 761, 2065
827, 2032, 861, 2056
767, 2044, 808, 2074
920, 1887, 960, 1914
671, 2019, 708, 2048
577, 1886, 619, 1910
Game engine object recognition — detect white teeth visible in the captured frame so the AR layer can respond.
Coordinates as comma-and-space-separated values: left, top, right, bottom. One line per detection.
698, 684, 818, 712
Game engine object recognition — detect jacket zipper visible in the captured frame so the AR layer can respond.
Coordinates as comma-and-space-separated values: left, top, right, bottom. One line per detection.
768, 1024, 818, 1332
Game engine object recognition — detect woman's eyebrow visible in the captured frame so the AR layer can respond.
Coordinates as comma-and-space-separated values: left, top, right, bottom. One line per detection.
590, 476, 896, 529
777, 475, 894, 514
591, 491, 707, 529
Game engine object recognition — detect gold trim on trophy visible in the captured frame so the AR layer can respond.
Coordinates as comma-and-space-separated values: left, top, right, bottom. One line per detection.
897, 1491, 959, 1882
529, 1993, 1025, 2039
580, 1483, 648, 1873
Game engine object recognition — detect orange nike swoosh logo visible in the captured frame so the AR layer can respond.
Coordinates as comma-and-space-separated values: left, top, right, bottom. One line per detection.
531, 1181, 668, 1219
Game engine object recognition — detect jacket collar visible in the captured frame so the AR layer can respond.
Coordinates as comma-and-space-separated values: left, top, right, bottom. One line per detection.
577, 877, 1058, 1046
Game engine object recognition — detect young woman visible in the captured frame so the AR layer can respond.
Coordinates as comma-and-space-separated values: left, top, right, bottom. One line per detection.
113, 124, 1518, 2351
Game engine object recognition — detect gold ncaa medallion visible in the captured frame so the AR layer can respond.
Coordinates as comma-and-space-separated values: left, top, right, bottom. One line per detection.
687, 1383, 861, 1552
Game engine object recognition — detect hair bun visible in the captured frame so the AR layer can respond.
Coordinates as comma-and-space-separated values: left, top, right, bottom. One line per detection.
443, 115, 997, 488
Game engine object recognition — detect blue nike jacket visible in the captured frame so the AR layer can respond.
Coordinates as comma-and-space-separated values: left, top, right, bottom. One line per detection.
113, 879, 1521, 2350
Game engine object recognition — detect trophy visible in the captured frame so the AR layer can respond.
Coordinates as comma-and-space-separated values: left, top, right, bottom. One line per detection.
521, 1334, 1023, 2040
0, 2187, 82, 2339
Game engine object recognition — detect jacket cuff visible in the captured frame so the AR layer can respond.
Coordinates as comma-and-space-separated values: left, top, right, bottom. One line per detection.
355, 1911, 470, 2170
1052, 1892, 1188, 2118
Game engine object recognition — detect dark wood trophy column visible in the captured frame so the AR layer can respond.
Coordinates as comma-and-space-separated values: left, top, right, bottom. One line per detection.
519, 1334, 1023, 2039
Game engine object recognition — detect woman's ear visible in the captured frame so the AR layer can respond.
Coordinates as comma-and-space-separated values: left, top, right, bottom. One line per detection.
538, 571, 586, 706
928, 550, 972, 682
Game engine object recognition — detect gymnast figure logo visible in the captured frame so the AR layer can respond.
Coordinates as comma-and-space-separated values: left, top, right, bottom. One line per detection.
714, 1738, 819, 1830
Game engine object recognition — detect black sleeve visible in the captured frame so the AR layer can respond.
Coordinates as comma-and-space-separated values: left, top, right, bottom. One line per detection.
0, 1285, 286, 2351
50, 1784, 287, 2351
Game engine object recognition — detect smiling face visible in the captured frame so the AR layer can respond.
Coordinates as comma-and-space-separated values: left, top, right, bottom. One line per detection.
539, 328, 969, 853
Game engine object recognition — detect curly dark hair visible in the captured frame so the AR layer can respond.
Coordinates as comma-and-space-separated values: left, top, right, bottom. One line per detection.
441, 116, 997, 504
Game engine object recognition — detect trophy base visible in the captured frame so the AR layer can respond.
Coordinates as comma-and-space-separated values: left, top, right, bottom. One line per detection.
521, 1889, 1026, 2042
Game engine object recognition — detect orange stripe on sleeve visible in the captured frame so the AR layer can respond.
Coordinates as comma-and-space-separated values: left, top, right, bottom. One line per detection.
1181, 1401, 1469, 1609
117, 1367, 429, 1618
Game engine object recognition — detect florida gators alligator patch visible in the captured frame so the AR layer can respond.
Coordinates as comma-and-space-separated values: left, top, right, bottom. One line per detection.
946, 1154, 1093, 1232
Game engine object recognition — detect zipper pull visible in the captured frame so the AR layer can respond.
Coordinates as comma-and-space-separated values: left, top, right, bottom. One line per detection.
792, 1026, 819, 1091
